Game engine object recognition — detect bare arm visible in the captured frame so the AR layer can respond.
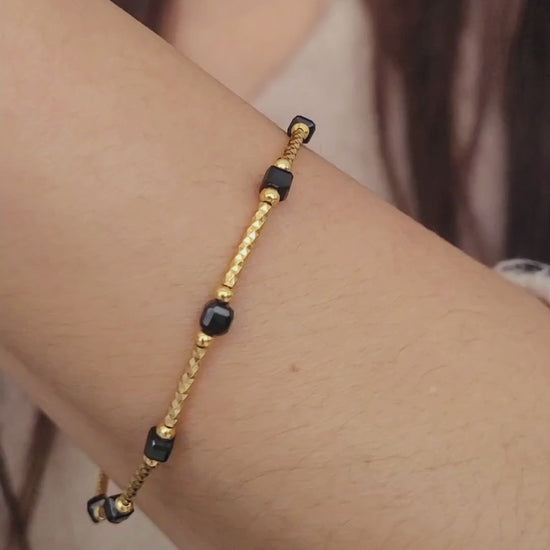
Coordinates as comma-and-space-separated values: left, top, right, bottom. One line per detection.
1, 1, 550, 548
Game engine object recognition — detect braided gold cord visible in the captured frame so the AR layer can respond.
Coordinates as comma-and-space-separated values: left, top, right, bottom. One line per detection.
90, 120, 312, 521
164, 343, 208, 428
120, 460, 156, 504
281, 127, 307, 167
223, 201, 273, 289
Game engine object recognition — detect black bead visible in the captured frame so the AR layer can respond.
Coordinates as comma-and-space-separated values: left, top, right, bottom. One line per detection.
200, 299, 234, 336
144, 426, 175, 463
260, 166, 294, 201
287, 115, 316, 143
87, 494, 106, 523
103, 494, 134, 524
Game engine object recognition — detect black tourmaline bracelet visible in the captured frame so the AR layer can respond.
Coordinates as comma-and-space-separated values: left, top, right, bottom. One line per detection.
86, 115, 316, 524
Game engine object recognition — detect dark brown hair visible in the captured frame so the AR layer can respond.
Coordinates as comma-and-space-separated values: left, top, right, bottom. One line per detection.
505, 1, 550, 262
368, 0, 550, 263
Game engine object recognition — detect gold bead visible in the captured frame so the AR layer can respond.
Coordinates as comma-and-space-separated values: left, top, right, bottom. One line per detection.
260, 187, 280, 205
215, 285, 233, 302
196, 331, 213, 348
156, 423, 176, 440
115, 496, 134, 514
274, 158, 292, 171
143, 456, 159, 468
290, 122, 310, 139
92, 505, 106, 522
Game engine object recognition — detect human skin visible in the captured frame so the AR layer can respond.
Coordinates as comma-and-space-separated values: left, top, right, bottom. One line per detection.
161, 0, 330, 98
1, 1, 550, 548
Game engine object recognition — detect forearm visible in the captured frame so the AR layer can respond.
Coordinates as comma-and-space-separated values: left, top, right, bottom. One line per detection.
2, 1, 550, 549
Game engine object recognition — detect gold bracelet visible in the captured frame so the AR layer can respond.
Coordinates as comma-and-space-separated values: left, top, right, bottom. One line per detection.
86, 115, 316, 524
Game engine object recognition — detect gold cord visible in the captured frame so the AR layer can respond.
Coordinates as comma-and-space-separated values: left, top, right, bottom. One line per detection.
119, 460, 156, 504
281, 126, 308, 167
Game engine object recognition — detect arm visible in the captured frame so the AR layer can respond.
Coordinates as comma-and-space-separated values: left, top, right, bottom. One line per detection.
1, 1, 550, 548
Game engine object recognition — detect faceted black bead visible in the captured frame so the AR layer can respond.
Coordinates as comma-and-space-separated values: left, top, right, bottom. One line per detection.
103, 494, 134, 524
87, 494, 106, 523
260, 166, 294, 201
287, 115, 316, 143
200, 299, 234, 336
144, 426, 175, 463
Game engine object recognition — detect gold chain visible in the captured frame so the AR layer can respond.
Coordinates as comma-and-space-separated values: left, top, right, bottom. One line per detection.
88, 117, 314, 524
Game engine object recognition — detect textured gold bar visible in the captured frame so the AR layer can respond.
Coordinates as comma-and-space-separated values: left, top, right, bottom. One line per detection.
163, 343, 209, 429
223, 201, 274, 289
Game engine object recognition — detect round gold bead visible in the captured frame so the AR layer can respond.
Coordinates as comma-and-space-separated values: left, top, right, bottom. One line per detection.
215, 285, 233, 302
156, 423, 176, 440
115, 497, 134, 514
196, 331, 213, 348
143, 456, 159, 468
290, 122, 310, 139
274, 158, 292, 171
260, 187, 280, 205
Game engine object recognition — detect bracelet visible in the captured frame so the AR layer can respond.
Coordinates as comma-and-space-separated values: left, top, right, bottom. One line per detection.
86, 115, 316, 524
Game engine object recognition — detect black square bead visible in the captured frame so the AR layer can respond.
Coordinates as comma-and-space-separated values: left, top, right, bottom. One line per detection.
144, 426, 175, 462
87, 494, 106, 523
200, 299, 234, 336
287, 115, 316, 143
103, 494, 134, 524
260, 166, 294, 201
